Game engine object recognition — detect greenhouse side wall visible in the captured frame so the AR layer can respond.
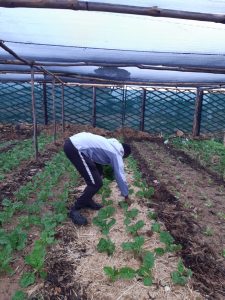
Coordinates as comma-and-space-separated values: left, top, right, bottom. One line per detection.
0, 83, 225, 134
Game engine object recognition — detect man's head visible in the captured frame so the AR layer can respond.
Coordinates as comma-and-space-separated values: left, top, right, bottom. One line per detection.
122, 143, 131, 158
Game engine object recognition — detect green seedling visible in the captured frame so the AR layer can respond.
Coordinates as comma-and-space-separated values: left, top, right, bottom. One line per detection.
151, 222, 161, 233
103, 266, 120, 282
97, 237, 115, 256
154, 247, 165, 256
0, 228, 27, 251
118, 267, 136, 280
124, 208, 139, 226
160, 231, 182, 252
103, 266, 136, 282
93, 206, 116, 234
171, 258, 192, 286
0, 244, 13, 274
122, 236, 145, 255
127, 220, 145, 236
19, 271, 35, 288
147, 211, 157, 220
12, 290, 27, 300
137, 251, 155, 286
93, 217, 116, 235
136, 186, 154, 200
118, 200, 129, 211
25, 240, 47, 279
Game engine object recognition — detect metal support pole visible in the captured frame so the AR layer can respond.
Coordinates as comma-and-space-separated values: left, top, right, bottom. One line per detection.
61, 84, 65, 133
140, 88, 146, 131
31, 66, 38, 160
92, 86, 96, 127
121, 87, 126, 127
42, 81, 48, 125
192, 88, 203, 137
52, 77, 56, 143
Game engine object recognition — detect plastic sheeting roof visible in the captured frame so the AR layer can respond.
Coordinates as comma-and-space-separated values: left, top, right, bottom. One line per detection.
1, 0, 225, 86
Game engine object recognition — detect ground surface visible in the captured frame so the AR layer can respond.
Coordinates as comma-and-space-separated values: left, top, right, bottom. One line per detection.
0, 124, 225, 299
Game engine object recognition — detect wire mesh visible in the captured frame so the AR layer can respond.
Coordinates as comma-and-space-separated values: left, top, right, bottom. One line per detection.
96, 87, 124, 130
201, 90, 225, 133
144, 88, 196, 134
0, 82, 225, 134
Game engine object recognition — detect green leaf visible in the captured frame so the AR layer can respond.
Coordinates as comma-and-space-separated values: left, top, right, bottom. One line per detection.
19, 272, 35, 288
118, 201, 129, 211
103, 266, 119, 281
177, 259, 185, 274
25, 241, 46, 272
154, 247, 165, 256
166, 243, 182, 252
97, 237, 115, 256
119, 267, 136, 279
143, 251, 155, 269
0, 244, 13, 274
12, 290, 27, 300
127, 220, 145, 235
122, 236, 145, 254
147, 211, 157, 220
171, 271, 188, 286
126, 208, 139, 219
143, 276, 153, 286
151, 222, 161, 233
160, 231, 174, 245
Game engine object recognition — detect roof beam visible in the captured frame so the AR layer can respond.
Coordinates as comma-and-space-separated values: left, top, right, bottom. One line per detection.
0, 1, 225, 24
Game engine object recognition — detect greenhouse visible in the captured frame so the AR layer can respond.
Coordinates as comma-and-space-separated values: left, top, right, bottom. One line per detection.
0, 1, 225, 299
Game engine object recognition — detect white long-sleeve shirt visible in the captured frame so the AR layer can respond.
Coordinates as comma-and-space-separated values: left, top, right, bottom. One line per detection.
69, 132, 128, 197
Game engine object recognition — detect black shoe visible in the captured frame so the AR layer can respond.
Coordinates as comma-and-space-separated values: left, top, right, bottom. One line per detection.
85, 200, 103, 210
69, 209, 88, 225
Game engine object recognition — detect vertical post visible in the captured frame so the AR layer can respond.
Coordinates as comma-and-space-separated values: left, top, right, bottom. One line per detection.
140, 88, 146, 131
61, 84, 65, 133
192, 88, 203, 137
121, 86, 126, 127
31, 66, 38, 160
42, 79, 48, 125
92, 86, 96, 127
52, 77, 56, 143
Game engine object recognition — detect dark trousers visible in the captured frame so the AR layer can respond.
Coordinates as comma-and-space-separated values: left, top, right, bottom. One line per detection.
63, 139, 103, 208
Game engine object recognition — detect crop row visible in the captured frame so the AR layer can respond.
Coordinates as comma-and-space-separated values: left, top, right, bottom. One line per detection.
0, 150, 79, 299
92, 157, 192, 287
0, 133, 53, 181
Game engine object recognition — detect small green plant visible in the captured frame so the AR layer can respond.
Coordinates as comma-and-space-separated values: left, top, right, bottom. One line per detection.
93, 206, 116, 234
154, 247, 165, 256
126, 220, 145, 236
136, 186, 154, 199
151, 222, 161, 233
159, 231, 182, 252
147, 211, 157, 220
122, 236, 145, 255
25, 240, 47, 279
0, 244, 13, 274
137, 251, 155, 286
103, 266, 136, 282
171, 258, 192, 286
97, 237, 115, 256
19, 272, 35, 288
12, 290, 27, 300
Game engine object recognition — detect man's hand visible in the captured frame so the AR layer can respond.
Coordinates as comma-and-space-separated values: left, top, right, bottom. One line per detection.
124, 196, 132, 206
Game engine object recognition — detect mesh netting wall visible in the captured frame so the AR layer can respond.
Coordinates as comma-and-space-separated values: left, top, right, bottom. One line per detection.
201, 91, 225, 133
0, 82, 225, 134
